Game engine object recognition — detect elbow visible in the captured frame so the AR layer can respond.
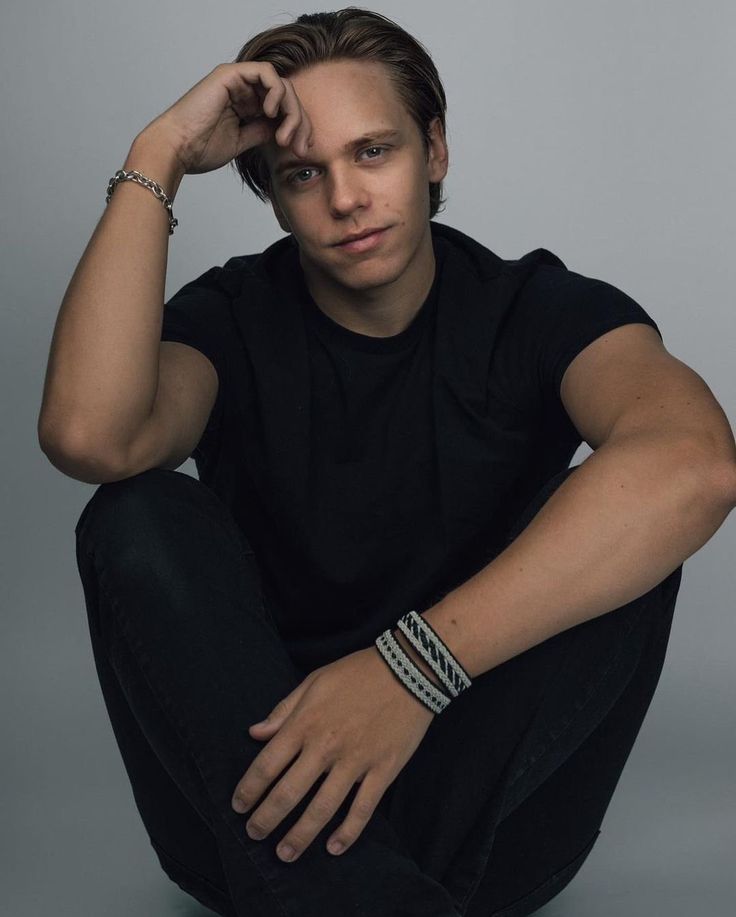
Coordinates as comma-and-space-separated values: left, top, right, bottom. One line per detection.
38, 425, 129, 484
712, 461, 736, 508
679, 437, 736, 508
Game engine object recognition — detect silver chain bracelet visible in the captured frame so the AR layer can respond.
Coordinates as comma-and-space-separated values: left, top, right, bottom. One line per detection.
106, 169, 178, 235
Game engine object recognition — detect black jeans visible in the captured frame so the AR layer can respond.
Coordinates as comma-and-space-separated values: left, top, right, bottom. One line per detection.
74, 465, 682, 917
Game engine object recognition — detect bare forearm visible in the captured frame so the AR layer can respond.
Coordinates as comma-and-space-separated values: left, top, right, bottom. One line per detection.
38, 128, 186, 468
401, 435, 734, 682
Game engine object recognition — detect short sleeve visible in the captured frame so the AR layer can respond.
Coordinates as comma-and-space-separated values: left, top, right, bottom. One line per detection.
161, 264, 233, 457
493, 266, 663, 428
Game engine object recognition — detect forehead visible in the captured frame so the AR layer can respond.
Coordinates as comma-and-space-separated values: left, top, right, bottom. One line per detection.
288, 58, 404, 112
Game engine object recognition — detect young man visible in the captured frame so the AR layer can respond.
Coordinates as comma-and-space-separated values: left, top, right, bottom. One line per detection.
40, 8, 736, 917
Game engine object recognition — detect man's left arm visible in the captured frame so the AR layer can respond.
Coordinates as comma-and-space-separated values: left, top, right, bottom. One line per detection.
398, 324, 736, 681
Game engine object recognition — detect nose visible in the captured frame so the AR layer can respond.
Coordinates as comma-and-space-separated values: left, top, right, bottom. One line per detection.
326, 164, 370, 217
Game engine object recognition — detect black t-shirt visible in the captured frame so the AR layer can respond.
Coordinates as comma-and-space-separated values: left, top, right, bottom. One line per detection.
160, 220, 662, 677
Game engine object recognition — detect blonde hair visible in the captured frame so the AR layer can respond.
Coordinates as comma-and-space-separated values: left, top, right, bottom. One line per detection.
229, 7, 448, 218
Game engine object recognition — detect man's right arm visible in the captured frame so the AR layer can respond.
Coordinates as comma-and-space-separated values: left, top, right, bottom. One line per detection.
37, 61, 314, 484
37, 128, 195, 483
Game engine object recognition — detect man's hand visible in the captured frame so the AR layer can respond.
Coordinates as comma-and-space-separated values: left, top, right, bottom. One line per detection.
231, 646, 435, 862
139, 59, 313, 177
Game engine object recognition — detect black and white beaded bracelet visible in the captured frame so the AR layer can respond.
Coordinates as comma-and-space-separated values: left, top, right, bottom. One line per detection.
374, 610, 472, 715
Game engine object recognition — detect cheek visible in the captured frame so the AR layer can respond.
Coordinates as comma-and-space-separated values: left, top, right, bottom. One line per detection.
288, 205, 320, 236
388, 163, 428, 202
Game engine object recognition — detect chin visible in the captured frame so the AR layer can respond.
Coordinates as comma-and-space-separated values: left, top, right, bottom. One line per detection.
335, 253, 407, 289
302, 228, 415, 286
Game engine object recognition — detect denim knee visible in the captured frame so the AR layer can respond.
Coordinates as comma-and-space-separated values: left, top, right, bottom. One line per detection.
74, 467, 252, 562
74, 467, 197, 542
73, 466, 263, 625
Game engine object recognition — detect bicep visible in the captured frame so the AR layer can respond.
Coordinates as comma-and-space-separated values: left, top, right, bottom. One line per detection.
560, 323, 734, 459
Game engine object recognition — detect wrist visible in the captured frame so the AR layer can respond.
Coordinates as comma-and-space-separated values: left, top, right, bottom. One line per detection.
124, 129, 187, 201
374, 611, 473, 717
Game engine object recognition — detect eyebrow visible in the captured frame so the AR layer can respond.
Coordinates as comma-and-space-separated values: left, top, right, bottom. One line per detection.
274, 128, 402, 177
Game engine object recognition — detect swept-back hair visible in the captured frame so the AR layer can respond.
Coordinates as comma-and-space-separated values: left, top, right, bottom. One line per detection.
229, 7, 448, 217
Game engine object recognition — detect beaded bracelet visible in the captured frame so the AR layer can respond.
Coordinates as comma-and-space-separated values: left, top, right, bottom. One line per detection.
374, 610, 472, 714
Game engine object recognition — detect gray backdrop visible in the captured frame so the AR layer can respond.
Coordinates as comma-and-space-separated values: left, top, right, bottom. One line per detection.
2, 1, 734, 914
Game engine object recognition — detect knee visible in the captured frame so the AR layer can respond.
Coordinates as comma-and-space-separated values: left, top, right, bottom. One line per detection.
74, 468, 201, 561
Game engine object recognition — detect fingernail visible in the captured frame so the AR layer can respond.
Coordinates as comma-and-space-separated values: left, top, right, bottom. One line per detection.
278, 843, 295, 861
327, 839, 344, 855
232, 797, 248, 813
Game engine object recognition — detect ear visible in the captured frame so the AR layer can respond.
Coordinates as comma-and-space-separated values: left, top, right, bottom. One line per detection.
425, 116, 449, 184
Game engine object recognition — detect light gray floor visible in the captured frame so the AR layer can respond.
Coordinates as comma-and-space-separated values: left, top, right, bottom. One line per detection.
5, 661, 734, 916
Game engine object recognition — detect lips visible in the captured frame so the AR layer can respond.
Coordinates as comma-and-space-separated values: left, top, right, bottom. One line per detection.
334, 226, 391, 253
335, 227, 387, 246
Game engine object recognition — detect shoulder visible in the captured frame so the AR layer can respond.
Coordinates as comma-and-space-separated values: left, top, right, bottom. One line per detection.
430, 220, 578, 292
511, 258, 640, 319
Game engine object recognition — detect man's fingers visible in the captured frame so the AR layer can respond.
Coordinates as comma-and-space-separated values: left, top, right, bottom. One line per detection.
274, 78, 304, 146
244, 70, 312, 155
323, 769, 386, 857
274, 763, 363, 862
239, 747, 327, 840
231, 730, 301, 814
263, 81, 286, 118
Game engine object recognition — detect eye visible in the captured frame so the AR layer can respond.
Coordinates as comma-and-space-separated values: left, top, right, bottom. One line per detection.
360, 145, 388, 160
289, 167, 317, 185
287, 145, 389, 186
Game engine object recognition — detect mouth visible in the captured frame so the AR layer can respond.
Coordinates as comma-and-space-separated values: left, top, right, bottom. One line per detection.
333, 227, 391, 253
